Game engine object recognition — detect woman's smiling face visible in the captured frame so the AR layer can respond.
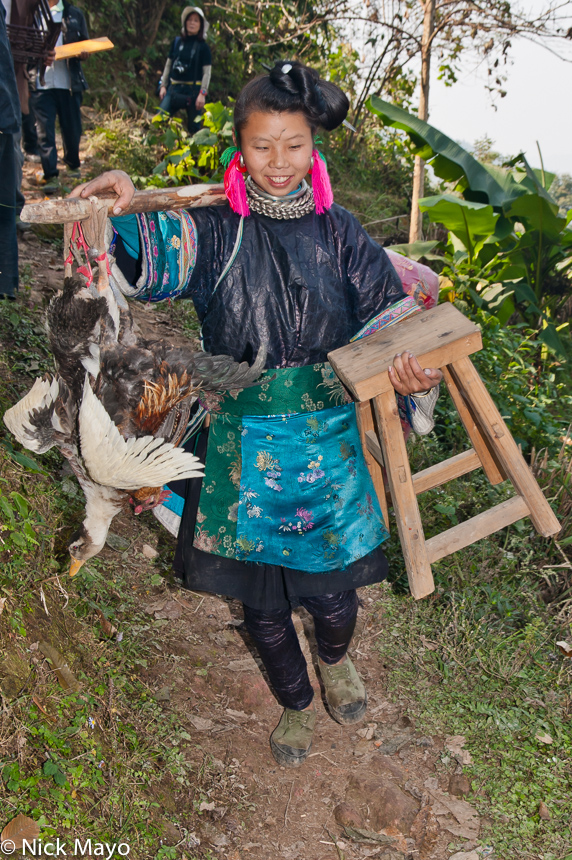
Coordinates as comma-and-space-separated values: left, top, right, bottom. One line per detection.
240, 111, 314, 197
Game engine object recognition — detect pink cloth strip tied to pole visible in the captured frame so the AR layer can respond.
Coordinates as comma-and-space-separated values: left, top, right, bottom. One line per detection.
64, 222, 110, 287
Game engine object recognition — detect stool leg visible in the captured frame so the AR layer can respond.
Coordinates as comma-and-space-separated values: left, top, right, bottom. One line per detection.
442, 365, 506, 485
356, 401, 390, 530
448, 357, 560, 537
373, 390, 434, 599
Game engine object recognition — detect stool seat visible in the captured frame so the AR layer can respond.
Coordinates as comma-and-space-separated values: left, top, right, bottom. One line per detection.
328, 303, 561, 600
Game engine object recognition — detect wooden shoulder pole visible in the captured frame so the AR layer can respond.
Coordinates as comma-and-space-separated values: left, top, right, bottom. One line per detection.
21, 183, 227, 224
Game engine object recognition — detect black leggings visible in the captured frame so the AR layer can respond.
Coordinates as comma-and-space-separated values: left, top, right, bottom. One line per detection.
243, 590, 358, 711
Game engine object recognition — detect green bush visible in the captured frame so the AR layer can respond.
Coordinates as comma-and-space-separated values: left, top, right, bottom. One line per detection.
433, 311, 572, 453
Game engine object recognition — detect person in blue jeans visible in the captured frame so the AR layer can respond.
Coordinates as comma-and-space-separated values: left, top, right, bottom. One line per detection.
158, 6, 212, 134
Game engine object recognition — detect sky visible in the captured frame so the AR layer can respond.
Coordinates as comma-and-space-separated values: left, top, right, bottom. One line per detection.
427, 13, 572, 177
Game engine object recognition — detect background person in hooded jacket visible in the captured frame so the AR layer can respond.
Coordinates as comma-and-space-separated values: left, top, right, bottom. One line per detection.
158, 6, 211, 134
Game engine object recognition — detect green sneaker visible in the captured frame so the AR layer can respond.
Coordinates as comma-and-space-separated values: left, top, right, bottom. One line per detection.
41, 176, 60, 194
319, 655, 367, 725
270, 707, 316, 767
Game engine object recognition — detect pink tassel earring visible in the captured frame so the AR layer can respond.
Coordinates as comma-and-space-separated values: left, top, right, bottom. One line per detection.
222, 149, 250, 217
311, 149, 334, 214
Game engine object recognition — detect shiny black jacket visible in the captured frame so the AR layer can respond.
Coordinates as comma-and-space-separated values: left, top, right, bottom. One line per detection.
186, 203, 407, 369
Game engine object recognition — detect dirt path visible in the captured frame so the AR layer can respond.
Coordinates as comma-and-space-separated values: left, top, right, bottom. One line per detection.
11, 180, 484, 860
131, 581, 481, 860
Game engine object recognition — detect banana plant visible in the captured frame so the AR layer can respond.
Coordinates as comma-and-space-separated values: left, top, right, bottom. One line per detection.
368, 96, 572, 354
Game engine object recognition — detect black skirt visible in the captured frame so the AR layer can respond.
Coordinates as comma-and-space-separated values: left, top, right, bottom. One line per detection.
171, 428, 389, 611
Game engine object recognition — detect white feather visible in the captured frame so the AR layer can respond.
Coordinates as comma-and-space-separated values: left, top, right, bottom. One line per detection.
3, 376, 60, 452
79, 378, 204, 490
81, 343, 100, 378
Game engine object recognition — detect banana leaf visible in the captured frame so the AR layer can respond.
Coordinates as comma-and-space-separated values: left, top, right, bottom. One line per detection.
503, 153, 557, 202
367, 96, 526, 208
388, 240, 442, 260
507, 194, 566, 241
419, 195, 499, 261
479, 283, 516, 325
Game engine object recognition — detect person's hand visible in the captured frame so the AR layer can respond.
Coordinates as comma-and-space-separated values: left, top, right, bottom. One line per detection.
388, 351, 443, 396
69, 170, 136, 215
78, 51, 89, 61
159, 85, 167, 100
195, 92, 206, 110
45, 49, 56, 66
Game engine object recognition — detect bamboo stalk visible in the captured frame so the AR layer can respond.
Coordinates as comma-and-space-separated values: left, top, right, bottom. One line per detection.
21, 183, 227, 224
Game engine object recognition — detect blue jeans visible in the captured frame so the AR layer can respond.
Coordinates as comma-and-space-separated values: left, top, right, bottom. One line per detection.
30, 88, 83, 179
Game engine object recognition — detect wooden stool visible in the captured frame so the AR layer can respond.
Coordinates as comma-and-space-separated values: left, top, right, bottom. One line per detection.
328, 303, 561, 600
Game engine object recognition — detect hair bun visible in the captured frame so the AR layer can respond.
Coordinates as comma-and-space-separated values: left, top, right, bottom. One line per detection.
268, 60, 348, 131
233, 61, 350, 140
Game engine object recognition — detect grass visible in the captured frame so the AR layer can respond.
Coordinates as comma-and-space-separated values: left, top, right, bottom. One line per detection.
0, 297, 244, 858
376, 427, 572, 860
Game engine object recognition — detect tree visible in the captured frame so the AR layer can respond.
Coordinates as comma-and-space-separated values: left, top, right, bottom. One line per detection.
335, 0, 572, 241
471, 135, 505, 166
550, 173, 572, 215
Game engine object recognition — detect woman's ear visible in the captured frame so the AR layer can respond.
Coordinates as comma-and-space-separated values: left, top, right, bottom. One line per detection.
232, 129, 238, 147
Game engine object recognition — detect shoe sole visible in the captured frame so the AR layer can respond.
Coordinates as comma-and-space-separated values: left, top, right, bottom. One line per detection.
327, 691, 368, 726
270, 737, 312, 767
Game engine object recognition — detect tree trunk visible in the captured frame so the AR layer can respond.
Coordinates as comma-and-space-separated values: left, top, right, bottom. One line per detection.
409, 0, 436, 243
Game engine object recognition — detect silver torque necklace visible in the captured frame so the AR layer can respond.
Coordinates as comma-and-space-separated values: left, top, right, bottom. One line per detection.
245, 175, 315, 219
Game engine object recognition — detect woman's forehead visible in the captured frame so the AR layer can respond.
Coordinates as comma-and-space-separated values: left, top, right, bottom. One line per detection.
242, 111, 312, 139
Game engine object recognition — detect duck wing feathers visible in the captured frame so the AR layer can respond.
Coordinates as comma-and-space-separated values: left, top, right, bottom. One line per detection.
3, 375, 75, 454
79, 378, 204, 490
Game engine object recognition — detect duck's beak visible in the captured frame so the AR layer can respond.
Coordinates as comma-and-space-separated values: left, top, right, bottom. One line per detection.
69, 557, 85, 577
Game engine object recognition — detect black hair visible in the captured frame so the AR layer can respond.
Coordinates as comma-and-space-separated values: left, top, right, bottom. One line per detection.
234, 60, 349, 140
183, 11, 205, 40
